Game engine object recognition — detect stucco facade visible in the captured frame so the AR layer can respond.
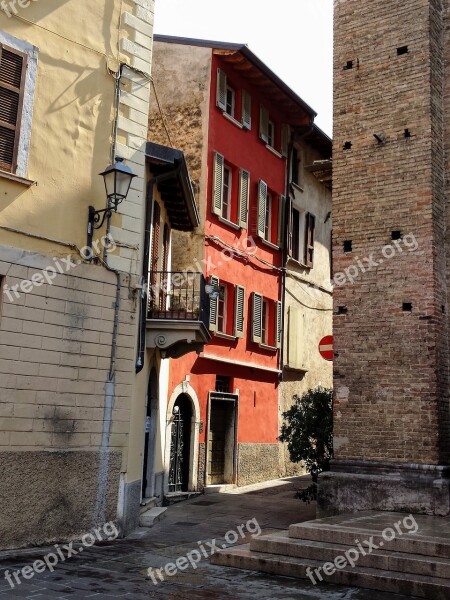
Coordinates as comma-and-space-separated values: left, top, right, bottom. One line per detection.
0, 0, 154, 549
149, 37, 332, 493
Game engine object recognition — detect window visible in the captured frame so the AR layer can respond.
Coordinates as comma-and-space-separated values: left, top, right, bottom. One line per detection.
0, 34, 37, 179
264, 192, 272, 241
225, 85, 235, 118
0, 44, 26, 174
212, 152, 250, 229
256, 180, 282, 246
217, 284, 227, 333
222, 166, 232, 220
267, 120, 275, 148
251, 292, 282, 349
288, 207, 316, 267
291, 146, 304, 188
209, 277, 245, 338
291, 207, 301, 262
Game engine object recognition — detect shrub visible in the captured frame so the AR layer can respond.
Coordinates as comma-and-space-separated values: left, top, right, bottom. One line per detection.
279, 386, 333, 502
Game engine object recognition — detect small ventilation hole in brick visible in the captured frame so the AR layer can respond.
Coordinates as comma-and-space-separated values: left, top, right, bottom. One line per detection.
343, 141, 352, 150
442, 305, 445, 314
397, 46, 408, 56
343, 240, 352, 252
391, 231, 402, 240
402, 303, 412, 312
343, 60, 354, 70
338, 306, 348, 315
404, 129, 411, 138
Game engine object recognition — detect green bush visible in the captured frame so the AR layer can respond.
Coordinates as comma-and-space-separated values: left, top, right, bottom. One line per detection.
279, 386, 333, 503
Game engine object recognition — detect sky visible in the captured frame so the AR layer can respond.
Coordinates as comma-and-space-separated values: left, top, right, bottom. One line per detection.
153, 0, 334, 137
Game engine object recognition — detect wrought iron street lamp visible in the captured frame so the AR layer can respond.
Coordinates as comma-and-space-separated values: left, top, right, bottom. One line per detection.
87, 157, 136, 253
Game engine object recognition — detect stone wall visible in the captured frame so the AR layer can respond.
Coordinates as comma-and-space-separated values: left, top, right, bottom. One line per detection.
0, 246, 138, 549
237, 443, 280, 486
148, 41, 212, 274
332, 0, 450, 466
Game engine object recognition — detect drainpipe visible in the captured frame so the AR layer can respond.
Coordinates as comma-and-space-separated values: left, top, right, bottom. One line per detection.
279, 121, 314, 380
136, 164, 182, 373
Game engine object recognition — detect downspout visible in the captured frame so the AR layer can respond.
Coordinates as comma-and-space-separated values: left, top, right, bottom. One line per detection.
279, 121, 314, 380
136, 164, 182, 373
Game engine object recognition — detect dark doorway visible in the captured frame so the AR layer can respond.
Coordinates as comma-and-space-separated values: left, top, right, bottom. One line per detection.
207, 397, 237, 485
168, 394, 192, 492
142, 368, 158, 499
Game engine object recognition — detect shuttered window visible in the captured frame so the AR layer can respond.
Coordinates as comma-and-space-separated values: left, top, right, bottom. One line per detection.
234, 285, 245, 338
242, 90, 252, 129
252, 292, 263, 344
209, 276, 220, 332
212, 152, 224, 216
216, 68, 227, 111
257, 180, 268, 238
259, 106, 269, 144
275, 301, 282, 349
0, 44, 27, 174
281, 124, 290, 157
304, 212, 316, 267
278, 195, 286, 248
238, 169, 250, 229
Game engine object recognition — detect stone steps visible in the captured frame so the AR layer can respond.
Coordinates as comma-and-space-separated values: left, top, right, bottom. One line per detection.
289, 521, 450, 559
250, 532, 450, 579
212, 545, 450, 599
211, 512, 450, 598
139, 507, 167, 527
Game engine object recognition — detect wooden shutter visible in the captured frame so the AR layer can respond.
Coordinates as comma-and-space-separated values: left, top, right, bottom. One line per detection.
286, 196, 293, 256
278, 194, 286, 248
257, 180, 267, 238
212, 152, 224, 216
259, 106, 269, 143
304, 212, 316, 267
216, 68, 227, 111
281, 124, 290, 158
209, 276, 220, 332
238, 169, 250, 228
242, 90, 252, 129
234, 285, 245, 338
275, 300, 282, 349
0, 44, 27, 174
252, 292, 263, 344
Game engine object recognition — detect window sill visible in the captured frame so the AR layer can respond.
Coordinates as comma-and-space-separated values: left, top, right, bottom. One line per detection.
222, 111, 244, 129
290, 181, 304, 193
287, 255, 311, 270
215, 331, 238, 341
265, 145, 284, 159
260, 237, 280, 251
259, 343, 278, 352
218, 216, 241, 231
0, 170, 36, 187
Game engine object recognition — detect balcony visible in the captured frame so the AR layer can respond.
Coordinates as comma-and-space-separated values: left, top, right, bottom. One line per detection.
146, 271, 211, 358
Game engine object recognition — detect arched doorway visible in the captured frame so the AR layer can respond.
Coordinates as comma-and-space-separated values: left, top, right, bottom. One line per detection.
142, 368, 158, 500
168, 394, 192, 492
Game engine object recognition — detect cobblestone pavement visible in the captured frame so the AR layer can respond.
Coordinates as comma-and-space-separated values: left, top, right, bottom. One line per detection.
0, 477, 413, 599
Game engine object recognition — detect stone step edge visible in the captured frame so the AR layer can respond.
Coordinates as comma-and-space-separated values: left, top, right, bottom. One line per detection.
250, 533, 450, 578
289, 524, 450, 558
212, 545, 450, 599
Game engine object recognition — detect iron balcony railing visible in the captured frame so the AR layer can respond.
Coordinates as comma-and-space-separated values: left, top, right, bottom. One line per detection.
147, 270, 210, 330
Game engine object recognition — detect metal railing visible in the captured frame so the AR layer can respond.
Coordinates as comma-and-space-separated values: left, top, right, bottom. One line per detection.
147, 271, 209, 329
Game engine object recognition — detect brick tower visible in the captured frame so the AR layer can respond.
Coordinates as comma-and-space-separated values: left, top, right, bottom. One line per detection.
319, 0, 450, 515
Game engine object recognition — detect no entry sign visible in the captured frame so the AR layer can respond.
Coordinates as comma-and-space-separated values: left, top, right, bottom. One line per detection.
319, 336, 334, 361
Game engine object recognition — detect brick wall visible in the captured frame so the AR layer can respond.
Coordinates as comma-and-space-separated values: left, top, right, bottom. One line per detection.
333, 0, 450, 465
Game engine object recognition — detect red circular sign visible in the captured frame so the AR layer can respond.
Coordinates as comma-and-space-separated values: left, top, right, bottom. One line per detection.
319, 335, 334, 361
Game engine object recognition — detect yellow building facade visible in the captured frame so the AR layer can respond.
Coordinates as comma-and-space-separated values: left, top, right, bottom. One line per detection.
0, 0, 156, 549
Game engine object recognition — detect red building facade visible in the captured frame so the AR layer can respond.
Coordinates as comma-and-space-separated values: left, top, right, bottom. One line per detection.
150, 36, 317, 492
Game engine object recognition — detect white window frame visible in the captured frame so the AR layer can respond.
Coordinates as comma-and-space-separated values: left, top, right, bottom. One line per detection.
267, 119, 275, 148
0, 31, 38, 180
222, 165, 232, 221
225, 85, 235, 118
289, 203, 307, 264
217, 284, 227, 334
264, 192, 272, 242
